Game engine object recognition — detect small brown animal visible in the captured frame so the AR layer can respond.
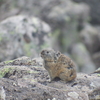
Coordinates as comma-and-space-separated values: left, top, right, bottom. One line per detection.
41, 49, 77, 82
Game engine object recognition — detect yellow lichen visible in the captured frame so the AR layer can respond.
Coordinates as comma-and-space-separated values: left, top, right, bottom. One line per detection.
0, 67, 13, 78
4, 60, 14, 64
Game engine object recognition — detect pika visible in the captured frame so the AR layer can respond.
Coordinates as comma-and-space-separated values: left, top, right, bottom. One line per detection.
41, 49, 76, 82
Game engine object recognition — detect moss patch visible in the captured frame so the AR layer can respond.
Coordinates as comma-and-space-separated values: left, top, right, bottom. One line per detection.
52, 29, 60, 38
10, 31, 15, 34
0, 67, 13, 78
4, 60, 14, 64
0, 33, 3, 41
23, 43, 33, 57
40, 42, 50, 50
0, 37, 2, 41
98, 74, 100, 77
27, 70, 39, 74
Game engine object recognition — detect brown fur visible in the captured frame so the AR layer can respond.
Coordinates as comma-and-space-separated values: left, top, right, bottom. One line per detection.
41, 49, 76, 82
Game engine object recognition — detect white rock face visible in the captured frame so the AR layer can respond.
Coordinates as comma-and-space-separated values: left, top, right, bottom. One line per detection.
0, 15, 52, 62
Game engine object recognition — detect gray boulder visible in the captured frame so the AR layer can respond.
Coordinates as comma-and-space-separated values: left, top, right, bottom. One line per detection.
10, 0, 90, 51
70, 43, 95, 73
0, 0, 90, 52
73, 0, 100, 25
0, 56, 100, 100
80, 24, 100, 68
80, 24, 100, 54
44, 0, 90, 51
0, 15, 52, 62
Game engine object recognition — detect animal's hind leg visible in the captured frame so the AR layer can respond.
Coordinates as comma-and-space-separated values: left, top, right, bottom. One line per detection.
59, 72, 68, 82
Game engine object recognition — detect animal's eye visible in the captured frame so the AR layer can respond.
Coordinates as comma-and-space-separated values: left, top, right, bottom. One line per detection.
47, 51, 49, 53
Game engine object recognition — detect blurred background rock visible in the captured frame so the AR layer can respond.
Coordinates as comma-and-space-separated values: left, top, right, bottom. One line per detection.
0, 0, 100, 73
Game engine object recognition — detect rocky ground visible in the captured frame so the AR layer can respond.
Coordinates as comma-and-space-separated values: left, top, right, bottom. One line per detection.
0, 0, 100, 99
0, 56, 100, 100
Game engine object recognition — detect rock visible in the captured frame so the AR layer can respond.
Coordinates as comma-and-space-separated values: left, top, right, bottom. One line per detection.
0, 56, 43, 67
47, 1, 89, 26
0, 15, 52, 62
80, 24, 100, 54
0, 56, 100, 99
0, 0, 90, 52
0, 86, 6, 100
80, 24, 100, 68
44, 0, 90, 51
68, 92, 79, 99
88, 88, 100, 100
92, 52, 100, 69
72, 0, 100, 25
14, 0, 90, 52
0, 0, 20, 21
70, 43, 95, 73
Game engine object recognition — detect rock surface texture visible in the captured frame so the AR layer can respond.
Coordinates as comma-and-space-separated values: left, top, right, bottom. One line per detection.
0, 56, 100, 100
80, 24, 100, 68
71, 43, 95, 73
73, 0, 100, 25
0, 0, 90, 51
0, 15, 52, 62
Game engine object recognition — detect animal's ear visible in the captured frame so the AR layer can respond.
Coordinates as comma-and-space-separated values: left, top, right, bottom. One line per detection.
56, 51, 61, 57
54, 51, 61, 61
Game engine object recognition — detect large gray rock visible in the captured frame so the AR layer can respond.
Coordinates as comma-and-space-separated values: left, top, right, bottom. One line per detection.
71, 43, 96, 73
80, 24, 100, 68
92, 52, 100, 69
0, 0, 90, 52
0, 56, 100, 100
80, 24, 100, 54
0, 0, 20, 21
72, 0, 100, 25
43, 0, 90, 51
0, 15, 52, 62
